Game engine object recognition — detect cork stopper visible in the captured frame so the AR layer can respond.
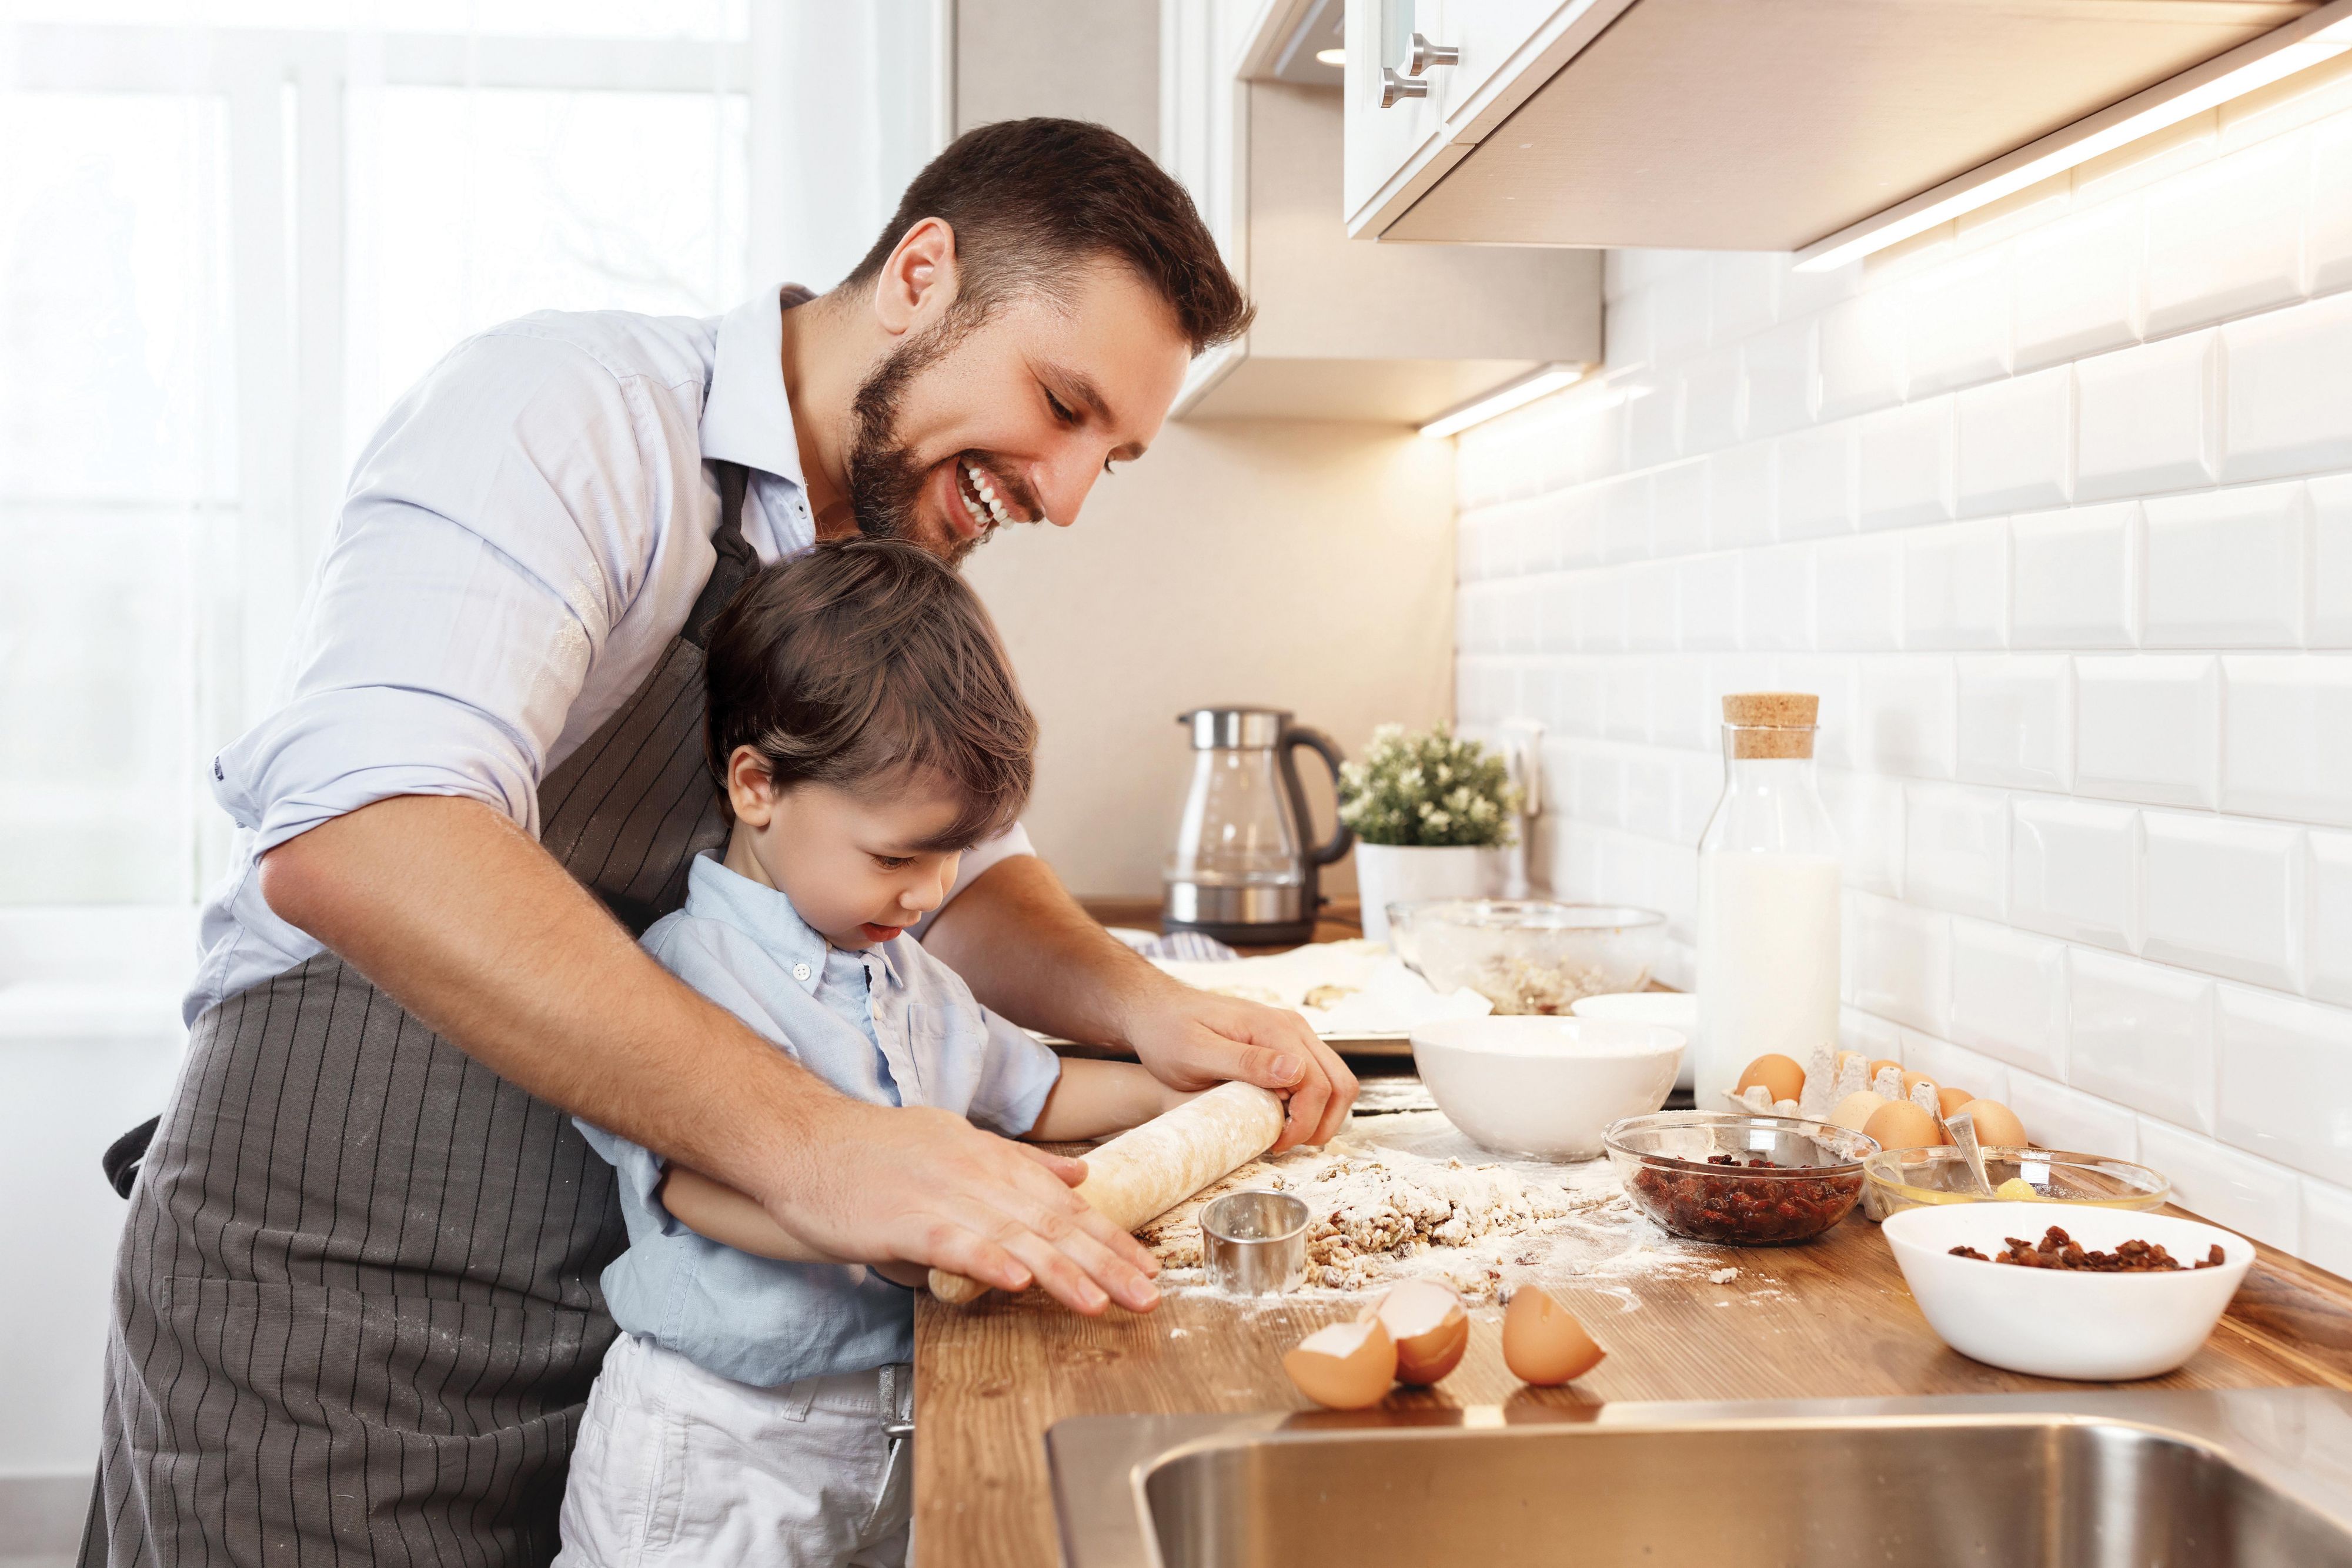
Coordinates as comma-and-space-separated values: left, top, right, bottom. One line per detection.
1723, 691, 1818, 759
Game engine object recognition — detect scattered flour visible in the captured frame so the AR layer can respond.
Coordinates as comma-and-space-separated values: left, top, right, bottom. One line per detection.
1708, 1267, 1739, 1285
1139, 1110, 1712, 1302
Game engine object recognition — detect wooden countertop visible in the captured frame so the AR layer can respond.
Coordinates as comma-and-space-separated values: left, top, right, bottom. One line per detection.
914, 1151, 2352, 1568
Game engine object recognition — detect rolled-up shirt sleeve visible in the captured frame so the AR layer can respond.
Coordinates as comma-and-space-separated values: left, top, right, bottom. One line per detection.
210, 329, 665, 852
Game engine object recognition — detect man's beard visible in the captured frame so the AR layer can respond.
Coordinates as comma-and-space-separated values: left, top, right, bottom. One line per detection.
846, 315, 981, 564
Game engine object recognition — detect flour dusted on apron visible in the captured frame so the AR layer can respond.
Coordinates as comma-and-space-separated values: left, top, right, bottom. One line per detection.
81, 463, 759, 1568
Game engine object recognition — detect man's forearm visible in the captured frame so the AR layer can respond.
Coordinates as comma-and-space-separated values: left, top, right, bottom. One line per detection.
259, 795, 836, 1208
920, 855, 1170, 1044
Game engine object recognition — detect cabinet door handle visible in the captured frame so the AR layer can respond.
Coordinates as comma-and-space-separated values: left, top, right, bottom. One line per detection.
1379, 66, 1430, 107
1407, 32, 1461, 75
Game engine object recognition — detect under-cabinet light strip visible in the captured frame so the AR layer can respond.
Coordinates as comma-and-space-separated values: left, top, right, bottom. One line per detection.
1794, 0, 2352, 274
1418, 364, 1591, 439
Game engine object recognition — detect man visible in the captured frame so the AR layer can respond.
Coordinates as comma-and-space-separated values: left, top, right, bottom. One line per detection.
86, 118, 1357, 1567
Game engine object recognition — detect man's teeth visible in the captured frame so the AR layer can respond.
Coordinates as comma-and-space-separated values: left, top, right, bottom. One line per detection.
962, 460, 1016, 529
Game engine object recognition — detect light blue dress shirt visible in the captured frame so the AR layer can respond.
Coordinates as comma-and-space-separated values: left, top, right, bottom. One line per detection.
186, 289, 1031, 1023
577, 855, 1063, 1388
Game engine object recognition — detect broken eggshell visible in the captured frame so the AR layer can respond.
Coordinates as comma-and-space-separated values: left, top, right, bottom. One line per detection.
1501, 1285, 1606, 1386
1283, 1318, 1398, 1410
1358, 1278, 1469, 1385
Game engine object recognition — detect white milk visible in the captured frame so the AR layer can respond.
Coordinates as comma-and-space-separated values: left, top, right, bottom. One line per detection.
1694, 851, 1842, 1108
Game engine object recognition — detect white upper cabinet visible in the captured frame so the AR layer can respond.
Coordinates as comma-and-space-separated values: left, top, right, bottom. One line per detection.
1344, 0, 2323, 249
1165, 0, 1600, 424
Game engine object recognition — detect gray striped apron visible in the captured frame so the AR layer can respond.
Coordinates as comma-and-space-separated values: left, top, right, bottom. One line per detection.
82, 462, 759, 1567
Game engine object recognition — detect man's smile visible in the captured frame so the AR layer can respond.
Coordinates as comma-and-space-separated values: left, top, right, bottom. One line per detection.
948, 453, 1034, 541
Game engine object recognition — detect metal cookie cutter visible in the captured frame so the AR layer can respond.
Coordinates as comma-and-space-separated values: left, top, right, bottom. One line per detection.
1200, 1189, 1309, 1296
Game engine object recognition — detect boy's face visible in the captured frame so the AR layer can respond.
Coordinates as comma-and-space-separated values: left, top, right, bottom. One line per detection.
723, 751, 969, 950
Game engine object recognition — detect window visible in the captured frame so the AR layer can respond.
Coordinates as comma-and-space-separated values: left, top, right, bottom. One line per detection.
0, 2, 944, 966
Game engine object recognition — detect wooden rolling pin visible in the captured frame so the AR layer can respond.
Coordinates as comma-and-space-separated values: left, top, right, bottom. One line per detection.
928, 1081, 1286, 1305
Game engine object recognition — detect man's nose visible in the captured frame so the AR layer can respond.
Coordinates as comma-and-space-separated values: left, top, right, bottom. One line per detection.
1024, 447, 1101, 529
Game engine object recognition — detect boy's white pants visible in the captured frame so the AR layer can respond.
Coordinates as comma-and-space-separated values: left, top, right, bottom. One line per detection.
554, 1332, 913, 1567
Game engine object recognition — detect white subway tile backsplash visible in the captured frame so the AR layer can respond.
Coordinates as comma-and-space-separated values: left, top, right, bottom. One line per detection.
1902, 519, 2009, 650
2137, 1116, 2302, 1249
2139, 812, 2303, 989
1849, 892, 1952, 1036
1857, 656, 1957, 778
2006, 1069, 2141, 1158
1741, 319, 1816, 440
2074, 330, 2219, 500
2220, 655, 2352, 826
1905, 249, 2013, 397
2222, 291, 2352, 483
2013, 195, 2146, 370
2216, 985, 2352, 1186
2143, 133, 2308, 337
1955, 366, 2073, 516
2310, 831, 2352, 1006
1818, 288, 1907, 420
2310, 474, 2352, 646
2074, 654, 2220, 808
1956, 654, 2072, 791
1458, 100, 2352, 1268
1949, 917, 2068, 1076
2141, 482, 2309, 648
1776, 424, 1855, 540
2010, 503, 2140, 650
2012, 797, 2140, 950
1813, 534, 1903, 650
2067, 949, 2214, 1131
1706, 441, 1776, 551
1857, 401, 1957, 530
1904, 783, 2010, 919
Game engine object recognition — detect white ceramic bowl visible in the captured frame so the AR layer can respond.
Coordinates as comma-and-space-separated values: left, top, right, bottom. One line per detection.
1569, 991, 1699, 1089
1882, 1202, 2254, 1381
1408, 1017, 1683, 1161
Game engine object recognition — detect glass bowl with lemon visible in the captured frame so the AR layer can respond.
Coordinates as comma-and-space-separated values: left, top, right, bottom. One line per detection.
1860, 1146, 2167, 1222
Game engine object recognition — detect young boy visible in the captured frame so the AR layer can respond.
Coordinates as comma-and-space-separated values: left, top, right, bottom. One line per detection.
555, 539, 1190, 1567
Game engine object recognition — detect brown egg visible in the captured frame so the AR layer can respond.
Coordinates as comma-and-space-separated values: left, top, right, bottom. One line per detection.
1502, 1285, 1606, 1386
1870, 1058, 1904, 1081
1900, 1069, 1938, 1099
1936, 1084, 1976, 1119
1358, 1279, 1469, 1385
1863, 1098, 1945, 1151
1828, 1091, 1887, 1134
1959, 1098, 2028, 1149
1737, 1053, 1808, 1105
1283, 1318, 1397, 1410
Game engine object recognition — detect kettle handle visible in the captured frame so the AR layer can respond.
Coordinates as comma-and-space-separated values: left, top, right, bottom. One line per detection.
1278, 726, 1355, 868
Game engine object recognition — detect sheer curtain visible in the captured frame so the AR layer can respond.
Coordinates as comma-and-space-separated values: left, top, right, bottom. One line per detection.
0, 0, 946, 1489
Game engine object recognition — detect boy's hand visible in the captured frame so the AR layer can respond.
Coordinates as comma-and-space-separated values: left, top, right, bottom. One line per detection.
1121, 985, 1357, 1152
757, 1099, 1161, 1316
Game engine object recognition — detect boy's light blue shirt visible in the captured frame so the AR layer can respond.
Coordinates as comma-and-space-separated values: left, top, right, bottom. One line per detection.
577, 854, 1063, 1388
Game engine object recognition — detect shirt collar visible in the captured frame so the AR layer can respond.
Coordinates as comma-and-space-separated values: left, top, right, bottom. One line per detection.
701, 285, 811, 490
683, 855, 830, 992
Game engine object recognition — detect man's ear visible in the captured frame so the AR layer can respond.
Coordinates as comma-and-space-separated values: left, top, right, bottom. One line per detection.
871, 216, 959, 338
726, 745, 780, 827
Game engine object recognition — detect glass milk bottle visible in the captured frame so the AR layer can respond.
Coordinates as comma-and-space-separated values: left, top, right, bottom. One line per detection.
1693, 693, 1843, 1108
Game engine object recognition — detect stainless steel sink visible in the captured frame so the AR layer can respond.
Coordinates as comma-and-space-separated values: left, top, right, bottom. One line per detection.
1048, 1389, 2352, 1566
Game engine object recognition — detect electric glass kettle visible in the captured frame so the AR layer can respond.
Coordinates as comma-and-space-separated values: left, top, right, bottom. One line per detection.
1162, 707, 1352, 947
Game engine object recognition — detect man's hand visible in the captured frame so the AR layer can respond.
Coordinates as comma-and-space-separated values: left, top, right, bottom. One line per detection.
921, 855, 1360, 1152
761, 1099, 1162, 1314
1118, 985, 1356, 1151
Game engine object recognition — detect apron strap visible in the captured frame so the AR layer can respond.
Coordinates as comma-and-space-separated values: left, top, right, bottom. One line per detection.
103, 1115, 161, 1198
683, 459, 756, 650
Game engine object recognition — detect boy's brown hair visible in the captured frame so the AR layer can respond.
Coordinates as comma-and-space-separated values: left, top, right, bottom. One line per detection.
703, 539, 1036, 848
843, 116, 1253, 354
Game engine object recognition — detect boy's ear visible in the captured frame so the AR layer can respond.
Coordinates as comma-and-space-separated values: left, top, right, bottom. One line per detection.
725, 746, 779, 827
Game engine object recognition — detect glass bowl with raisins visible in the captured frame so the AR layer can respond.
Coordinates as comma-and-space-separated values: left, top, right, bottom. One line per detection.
1604, 1111, 1879, 1246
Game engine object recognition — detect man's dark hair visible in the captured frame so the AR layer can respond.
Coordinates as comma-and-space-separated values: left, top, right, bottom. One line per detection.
704, 539, 1036, 848
844, 117, 1253, 353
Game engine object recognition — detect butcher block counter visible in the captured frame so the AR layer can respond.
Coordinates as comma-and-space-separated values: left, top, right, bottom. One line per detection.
911, 1124, 2352, 1568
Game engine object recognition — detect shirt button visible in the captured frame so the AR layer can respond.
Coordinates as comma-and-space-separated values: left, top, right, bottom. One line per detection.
792, 961, 812, 982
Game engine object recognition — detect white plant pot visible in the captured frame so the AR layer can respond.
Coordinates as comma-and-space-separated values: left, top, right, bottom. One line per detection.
1353, 843, 1506, 943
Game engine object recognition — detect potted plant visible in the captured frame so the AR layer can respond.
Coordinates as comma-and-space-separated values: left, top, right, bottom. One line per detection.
1338, 723, 1520, 942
